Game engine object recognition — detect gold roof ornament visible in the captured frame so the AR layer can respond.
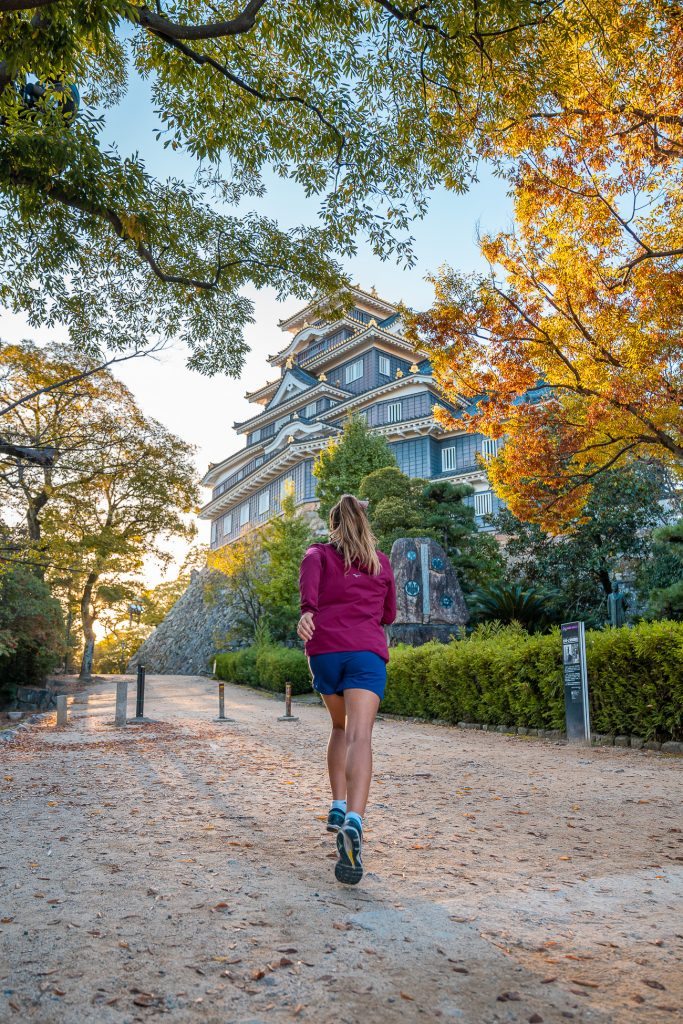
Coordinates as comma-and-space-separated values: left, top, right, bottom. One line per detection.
318, 372, 327, 382
370, 285, 378, 296
285, 354, 294, 368
368, 317, 377, 327
409, 362, 419, 373
287, 435, 295, 443
292, 411, 299, 419
395, 369, 404, 378
302, 320, 309, 328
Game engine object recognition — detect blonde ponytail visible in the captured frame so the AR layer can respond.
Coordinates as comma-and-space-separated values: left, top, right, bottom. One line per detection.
329, 494, 382, 575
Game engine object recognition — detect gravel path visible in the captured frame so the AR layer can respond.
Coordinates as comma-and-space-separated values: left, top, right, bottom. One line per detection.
1, 675, 681, 1024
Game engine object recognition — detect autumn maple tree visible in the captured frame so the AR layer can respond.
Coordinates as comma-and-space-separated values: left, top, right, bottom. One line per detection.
406, 0, 683, 529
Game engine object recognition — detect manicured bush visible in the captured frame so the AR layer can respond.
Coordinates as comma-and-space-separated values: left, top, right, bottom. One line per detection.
384, 620, 683, 741
214, 645, 311, 695
214, 648, 259, 686
255, 647, 311, 695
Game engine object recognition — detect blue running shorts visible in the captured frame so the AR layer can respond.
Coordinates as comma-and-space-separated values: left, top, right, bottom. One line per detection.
309, 651, 387, 701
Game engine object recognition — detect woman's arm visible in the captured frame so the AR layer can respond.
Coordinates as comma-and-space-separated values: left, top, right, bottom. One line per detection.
381, 560, 397, 626
299, 546, 322, 616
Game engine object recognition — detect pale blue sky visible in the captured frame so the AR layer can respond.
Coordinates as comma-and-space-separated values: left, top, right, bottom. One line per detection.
2, 64, 513, 579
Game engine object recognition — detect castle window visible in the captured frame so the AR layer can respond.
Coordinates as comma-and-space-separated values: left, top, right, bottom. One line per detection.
223, 513, 232, 535
387, 401, 402, 423
239, 504, 249, 526
258, 491, 270, 515
379, 354, 391, 376
344, 357, 364, 384
441, 446, 457, 472
304, 402, 317, 418
474, 491, 493, 517
481, 438, 498, 461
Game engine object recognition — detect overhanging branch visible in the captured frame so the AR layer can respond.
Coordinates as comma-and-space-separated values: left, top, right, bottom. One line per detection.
135, 0, 267, 40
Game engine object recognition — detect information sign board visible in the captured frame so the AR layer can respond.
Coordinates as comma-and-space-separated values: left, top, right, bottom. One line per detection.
561, 621, 591, 743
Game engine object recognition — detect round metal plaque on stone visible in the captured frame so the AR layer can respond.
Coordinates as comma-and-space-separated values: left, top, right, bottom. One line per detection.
431, 556, 445, 571
440, 594, 453, 607
406, 550, 417, 561
405, 580, 420, 597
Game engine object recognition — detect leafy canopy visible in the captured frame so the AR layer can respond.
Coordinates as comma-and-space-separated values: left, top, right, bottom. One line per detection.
1, 0, 615, 373
405, 0, 683, 529
494, 463, 673, 627
0, 340, 199, 674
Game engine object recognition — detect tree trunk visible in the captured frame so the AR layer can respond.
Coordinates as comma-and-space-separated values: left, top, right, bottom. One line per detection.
79, 571, 98, 680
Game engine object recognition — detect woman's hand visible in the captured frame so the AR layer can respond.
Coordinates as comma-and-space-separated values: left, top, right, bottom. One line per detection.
297, 612, 315, 642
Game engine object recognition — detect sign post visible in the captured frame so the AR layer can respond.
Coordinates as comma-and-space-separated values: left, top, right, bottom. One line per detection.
561, 621, 591, 744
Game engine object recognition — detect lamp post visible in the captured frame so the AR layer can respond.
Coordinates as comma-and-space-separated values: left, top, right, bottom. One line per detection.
128, 602, 144, 628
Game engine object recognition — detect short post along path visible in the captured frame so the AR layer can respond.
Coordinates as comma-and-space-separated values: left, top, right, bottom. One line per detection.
1, 676, 681, 1023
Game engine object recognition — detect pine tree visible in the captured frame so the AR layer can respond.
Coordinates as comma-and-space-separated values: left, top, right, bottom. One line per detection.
313, 415, 396, 520
359, 466, 504, 594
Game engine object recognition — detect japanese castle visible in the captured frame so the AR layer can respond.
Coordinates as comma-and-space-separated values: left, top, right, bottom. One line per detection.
200, 286, 501, 549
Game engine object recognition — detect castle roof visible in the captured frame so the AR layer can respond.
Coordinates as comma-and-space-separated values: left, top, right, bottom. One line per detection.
277, 285, 398, 334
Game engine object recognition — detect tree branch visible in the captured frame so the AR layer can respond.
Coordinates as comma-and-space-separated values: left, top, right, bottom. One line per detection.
0, 0, 55, 11
135, 0, 267, 40
0, 344, 165, 418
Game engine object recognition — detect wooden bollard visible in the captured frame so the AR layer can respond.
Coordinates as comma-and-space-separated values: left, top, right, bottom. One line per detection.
278, 682, 299, 722
214, 680, 235, 723
56, 694, 68, 729
114, 680, 128, 727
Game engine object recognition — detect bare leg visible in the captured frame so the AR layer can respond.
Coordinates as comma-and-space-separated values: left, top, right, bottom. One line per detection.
321, 693, 347, 801
343, 688, 380, 817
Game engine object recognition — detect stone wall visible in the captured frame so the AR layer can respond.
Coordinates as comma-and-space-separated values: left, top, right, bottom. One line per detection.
127, 569, 234, 676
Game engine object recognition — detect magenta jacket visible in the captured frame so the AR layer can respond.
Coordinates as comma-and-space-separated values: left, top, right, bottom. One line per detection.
299, 543, 397, 661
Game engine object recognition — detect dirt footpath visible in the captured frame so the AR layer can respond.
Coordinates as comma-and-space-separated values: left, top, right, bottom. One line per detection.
1, 675, 681, 1024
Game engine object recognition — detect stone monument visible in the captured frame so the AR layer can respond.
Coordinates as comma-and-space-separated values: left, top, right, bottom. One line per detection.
388, 537, 469, 646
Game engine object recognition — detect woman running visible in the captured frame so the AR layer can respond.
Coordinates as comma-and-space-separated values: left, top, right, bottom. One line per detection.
297, 494, 397, 885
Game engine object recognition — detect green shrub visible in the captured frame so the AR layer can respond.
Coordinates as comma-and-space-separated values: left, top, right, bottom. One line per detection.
255, 647, 311, 695
0, 565, 64, 706
384, 620, 683, 741
214, 645, 311, 695
214, 648, 259, 686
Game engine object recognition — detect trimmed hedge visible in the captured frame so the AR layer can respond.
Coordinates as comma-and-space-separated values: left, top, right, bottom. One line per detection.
214, 645, 311, 695
383, 620, 683, 741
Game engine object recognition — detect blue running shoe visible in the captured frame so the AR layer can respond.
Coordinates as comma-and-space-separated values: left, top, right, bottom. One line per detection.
335, 822, 363, 885
326, 807, 346, 833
